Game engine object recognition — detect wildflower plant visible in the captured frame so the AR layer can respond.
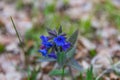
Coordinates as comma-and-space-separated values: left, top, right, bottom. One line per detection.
38, 26, 83, 80
10, 17, 120, 80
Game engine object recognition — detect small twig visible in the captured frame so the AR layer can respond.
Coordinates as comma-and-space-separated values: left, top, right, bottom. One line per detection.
10, 16, 25, 53
10, 16, 26, 67
68, 66, 74, 80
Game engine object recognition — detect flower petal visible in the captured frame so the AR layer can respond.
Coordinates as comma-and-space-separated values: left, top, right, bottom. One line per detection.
38, 49, 47, 56
53, 35, 66, 46
62, 42, 71, 51
48, 52, 57, 59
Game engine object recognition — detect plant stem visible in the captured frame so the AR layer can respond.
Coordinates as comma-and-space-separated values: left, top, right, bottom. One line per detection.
61, 66, 65, 80
10, 16, 26, 66
10, 16, 25, 53
68, 66, 74, 80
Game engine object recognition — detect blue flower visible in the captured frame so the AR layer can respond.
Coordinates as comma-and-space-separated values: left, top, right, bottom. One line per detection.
40, 35, 52, 48
48, 52, 57, 59
40, 35, 48, 42
40, 45, 46, 49
53, 35, 66, 46
38, 49, 47, 56
62, 42, 71, 51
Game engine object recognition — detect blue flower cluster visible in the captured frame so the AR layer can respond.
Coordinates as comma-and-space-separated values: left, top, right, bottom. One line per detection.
38, 28, 71, 59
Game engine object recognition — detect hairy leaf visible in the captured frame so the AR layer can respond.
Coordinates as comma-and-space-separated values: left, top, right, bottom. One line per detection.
68, 58, 83, 72
36, 57, 56, 62
66, 47, 76, 59
49, 69, 68, 76
68, 30, 79, 47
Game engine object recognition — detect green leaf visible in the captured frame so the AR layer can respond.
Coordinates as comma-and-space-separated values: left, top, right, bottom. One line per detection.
58, 25, 62, 34
0, 44, 5, 53
57, 52, 66, 67
68, 30, 79, 47
89, 49, 96, 57
66, 47, 76, 59
27, 66, 40, 80
49, 69, 68, 76
86, 66, 93, 80
36, 57, 56, 62
68, 58, 83, 72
